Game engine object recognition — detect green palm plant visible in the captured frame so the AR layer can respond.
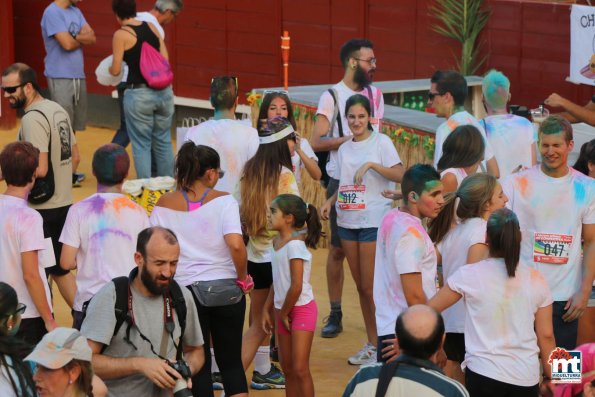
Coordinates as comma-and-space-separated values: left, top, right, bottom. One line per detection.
429, 0, 492, 75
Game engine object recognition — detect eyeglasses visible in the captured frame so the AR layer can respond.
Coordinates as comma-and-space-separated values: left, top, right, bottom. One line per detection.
213, 169, 225, 179
1, 82, 27, 94
13, 303, 26, 316
427, 91, 445, 101
353, 57, 377, 66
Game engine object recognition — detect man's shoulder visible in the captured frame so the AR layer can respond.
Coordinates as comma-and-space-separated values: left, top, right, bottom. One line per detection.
397, 364, 469, 396
25, 99, 67, 118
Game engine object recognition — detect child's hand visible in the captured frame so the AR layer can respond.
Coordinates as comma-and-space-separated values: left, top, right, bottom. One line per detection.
280, 314, 291, 333
320, 200, 332, 221
262, 311, 273, 335
354, 162, 371, 185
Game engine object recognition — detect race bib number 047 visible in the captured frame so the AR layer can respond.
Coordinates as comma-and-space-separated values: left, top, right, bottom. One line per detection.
533, 233, 573, 265
338, 185, 366, 210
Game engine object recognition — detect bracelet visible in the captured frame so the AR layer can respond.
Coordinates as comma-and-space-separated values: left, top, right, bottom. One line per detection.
236, 275, 254, 291
542, 375, 551, 381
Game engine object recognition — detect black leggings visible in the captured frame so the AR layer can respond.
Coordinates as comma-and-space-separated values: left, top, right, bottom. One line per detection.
465, 368, 539, 397
188, 289, 247, 397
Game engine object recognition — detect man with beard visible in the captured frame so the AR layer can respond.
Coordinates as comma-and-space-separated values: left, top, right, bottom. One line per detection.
2, 63, 80, 311
41, 0, 95, 186
81, 227, 205, 396
311, 38, 384, 340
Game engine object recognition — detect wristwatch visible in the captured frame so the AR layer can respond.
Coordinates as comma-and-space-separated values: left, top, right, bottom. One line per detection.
71, 31, 77, 39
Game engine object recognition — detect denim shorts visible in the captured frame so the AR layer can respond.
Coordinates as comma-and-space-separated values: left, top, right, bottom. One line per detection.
337, 226, 378, 242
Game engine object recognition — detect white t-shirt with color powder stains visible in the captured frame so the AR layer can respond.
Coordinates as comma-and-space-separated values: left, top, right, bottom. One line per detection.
433, 110, 495, 169
185, 119, 259, 195
0, 195, 51, 319
316, 81, 385, 180
482, 114, 536, 178
448, 258, 553, 386
374, 209, 438, 336
501, 166, 595, 301
59, 193, 150, 311
271, 240, 314, 309
150, 194, 243, 285
335, 131, 401, 229
436, 217, 487, 333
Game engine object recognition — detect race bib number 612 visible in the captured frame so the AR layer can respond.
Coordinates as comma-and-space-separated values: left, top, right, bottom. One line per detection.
338, 184, 366, 210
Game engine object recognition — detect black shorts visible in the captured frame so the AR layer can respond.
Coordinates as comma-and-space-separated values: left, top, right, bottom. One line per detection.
37, 205, 71, 277
326, 178, 341, 248
247, 261, 273, 290
444, 332, 465, 362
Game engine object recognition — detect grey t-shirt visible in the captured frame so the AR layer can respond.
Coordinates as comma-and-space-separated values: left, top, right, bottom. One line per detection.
81, 281, 203, 397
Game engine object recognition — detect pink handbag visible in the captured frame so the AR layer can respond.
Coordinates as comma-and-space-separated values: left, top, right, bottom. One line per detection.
139, 41, 173, 89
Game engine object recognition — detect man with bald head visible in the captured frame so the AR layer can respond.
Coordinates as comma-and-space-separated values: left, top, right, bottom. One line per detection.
343, 305, 468, 397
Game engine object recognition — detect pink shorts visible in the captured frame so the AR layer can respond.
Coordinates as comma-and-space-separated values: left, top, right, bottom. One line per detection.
276, 300, 318, 335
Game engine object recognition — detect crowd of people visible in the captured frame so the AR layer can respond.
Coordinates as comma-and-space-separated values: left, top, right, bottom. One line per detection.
0, 0, 594, 396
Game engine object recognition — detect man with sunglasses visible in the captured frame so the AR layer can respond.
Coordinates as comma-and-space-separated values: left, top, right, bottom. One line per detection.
429, 70, 499, 177
41, 0, 96, 187
185, 76, 259, 195
2, 63, 80, 317
0, 142, 56, 345
112, 0, 184, 149
310, 38, 385, 340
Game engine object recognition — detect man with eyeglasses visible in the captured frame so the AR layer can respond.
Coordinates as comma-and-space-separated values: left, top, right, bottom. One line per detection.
428, 70, 499, 177
112, 0, 184, 149
41, 0, 96, 187
0, 141, 56, 345
310, 38, 385, 342
185, 76, 259, 195
2, 63, 80, 319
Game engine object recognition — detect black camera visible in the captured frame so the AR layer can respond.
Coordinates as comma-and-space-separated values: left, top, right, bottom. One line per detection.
169, 360, 193, 397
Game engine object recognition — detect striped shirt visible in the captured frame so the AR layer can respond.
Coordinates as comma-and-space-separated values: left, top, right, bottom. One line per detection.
342, 355, 469, 397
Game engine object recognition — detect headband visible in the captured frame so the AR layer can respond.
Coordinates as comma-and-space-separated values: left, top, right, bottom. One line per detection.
259, 125, 295, 144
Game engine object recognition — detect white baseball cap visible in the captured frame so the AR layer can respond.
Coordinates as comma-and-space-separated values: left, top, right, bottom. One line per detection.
25, 327, 92, 369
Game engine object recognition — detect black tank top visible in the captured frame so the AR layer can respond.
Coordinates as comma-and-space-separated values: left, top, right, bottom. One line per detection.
123, 22, 160, 85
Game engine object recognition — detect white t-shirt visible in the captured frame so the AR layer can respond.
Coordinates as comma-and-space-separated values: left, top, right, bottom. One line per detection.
122, 12, 164, 82
0, 195, 51, 319
433, 110, 495, 169
440, 167, 467, 190
150, 195, 243, 285
292, 138, 318, 185
59, 193, 150, 311
271, 240, 314, 309
448, 258, 553, 386
316, 81, 385, 179
247, 167, 300, 263
374, 209, 437, 336
502, 166, 595, 301
186, 119, 259, 195
436, 217, 487, 333
335, 132, 401, 229
483, 114, 535, 178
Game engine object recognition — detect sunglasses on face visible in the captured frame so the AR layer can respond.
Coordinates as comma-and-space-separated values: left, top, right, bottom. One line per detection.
1, 82, 27, 94
213, 169, 225, 178
427, 91, 445, 101
13, 303, 26, 316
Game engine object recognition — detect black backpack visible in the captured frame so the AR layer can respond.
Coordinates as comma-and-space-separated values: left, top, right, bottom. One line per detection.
81, 269, 187, 352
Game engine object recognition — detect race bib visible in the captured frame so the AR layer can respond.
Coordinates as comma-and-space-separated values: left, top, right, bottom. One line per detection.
533, 233, 573, 265
338, 184, 366, 210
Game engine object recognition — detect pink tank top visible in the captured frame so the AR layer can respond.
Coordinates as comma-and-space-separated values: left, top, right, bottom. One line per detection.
181, 189, 210, 212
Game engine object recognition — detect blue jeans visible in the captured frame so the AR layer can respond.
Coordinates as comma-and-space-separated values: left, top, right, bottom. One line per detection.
123, 86, 174, 179
111, 83, 130, 147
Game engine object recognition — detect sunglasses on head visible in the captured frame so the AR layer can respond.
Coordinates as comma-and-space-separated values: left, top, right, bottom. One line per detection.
1, 82, 28, 94
12, 303, 26, 316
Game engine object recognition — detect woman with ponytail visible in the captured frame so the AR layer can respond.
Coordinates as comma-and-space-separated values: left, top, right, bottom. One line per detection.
429, 208, 556, 397
151, 143, 251, 397
428, 173, 507, 383
262, 193, 321, 397
0, 282, 35, 397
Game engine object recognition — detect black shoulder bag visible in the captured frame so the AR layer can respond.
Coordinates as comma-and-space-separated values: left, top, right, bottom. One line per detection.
23, 109, 55, 204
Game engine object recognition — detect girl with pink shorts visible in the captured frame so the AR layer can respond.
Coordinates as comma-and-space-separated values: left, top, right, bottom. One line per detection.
263, 194, 322, 397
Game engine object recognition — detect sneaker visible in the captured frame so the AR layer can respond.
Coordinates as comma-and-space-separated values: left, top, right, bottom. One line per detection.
212, 372, 223, 390
348, 343, 376, 365
251, 363, 286, 390
321, 310, 343, 338
72, 172, 85, 187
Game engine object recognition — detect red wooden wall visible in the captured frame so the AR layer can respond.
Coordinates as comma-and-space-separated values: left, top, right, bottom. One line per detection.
10, 0, 595, 111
